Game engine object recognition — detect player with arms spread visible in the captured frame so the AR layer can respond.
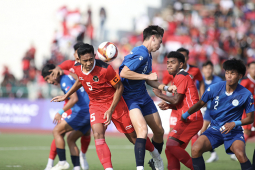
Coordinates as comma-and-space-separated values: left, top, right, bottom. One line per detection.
51, 44, 161, 170
153, 51, 203, 170
182, 59, 254, 170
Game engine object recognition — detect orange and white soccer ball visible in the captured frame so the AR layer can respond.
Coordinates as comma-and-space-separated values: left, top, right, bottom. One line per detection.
97, 42, 118, 62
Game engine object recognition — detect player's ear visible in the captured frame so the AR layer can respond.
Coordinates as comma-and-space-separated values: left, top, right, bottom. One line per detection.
179, 62, 184, 69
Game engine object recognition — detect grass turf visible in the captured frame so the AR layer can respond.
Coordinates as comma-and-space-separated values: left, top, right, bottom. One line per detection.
0, 133, 254, 170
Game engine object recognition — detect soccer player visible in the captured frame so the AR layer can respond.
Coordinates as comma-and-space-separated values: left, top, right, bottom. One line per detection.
162, 47, 205, 146
182, 59, 255, 170
51, 44, 161, 170
49, 42, 91, 170
153, 51, 203, 170
197, 61, 223, 163
119, 25, 177, 170
42, 64, 91, 170
240, 61, 255, 142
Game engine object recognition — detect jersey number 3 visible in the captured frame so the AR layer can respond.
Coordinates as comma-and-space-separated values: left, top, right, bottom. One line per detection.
86, 82, 93, 91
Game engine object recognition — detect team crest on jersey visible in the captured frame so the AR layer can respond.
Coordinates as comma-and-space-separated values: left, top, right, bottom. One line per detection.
251, 95, 253, 99
93, 76, 99, 82
232, 99, 239, 106
189, 74, 194, 79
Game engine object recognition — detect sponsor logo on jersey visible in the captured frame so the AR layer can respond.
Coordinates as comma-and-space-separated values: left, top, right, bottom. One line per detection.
215, 96, 219, 100
79, 77, 84, 80
173, 130, 177, 133
240, 136, 244, 139
251, 95, 253, 99
65, 86, 70, 92
207, 87, 210, 91
232, 99, 239, 106
139, 56, 143, 60
62, 83, 66, 87
93, 76, 99, 82
125, 125, 133, 130
69, 68, 75, 73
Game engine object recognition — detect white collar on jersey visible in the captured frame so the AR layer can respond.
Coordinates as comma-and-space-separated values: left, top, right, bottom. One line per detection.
225, 91, 233, 96
248, 74, 255, 84
81, 59, 96, 75
179, 69, 184, 73
184, 64, 190, 72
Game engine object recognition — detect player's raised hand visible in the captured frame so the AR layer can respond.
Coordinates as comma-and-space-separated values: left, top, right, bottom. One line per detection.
168, 85, 177, 93
153, 88, 162, 97
50, 67, 63, 80
51, 95, 66, 102
220, 122, 235, 134
158, 101, 170, 110
147, 72, 158, 81
53, 113, 62, 124
103, 109, 113, 126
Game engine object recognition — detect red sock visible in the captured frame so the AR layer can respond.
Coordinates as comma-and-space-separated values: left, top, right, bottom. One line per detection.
95, 139, 112, 169
191, 134, 198, 146
165, 146, 180, 170
145, 137, 154, 152
244, 133, 250, 142
81, 135, 91, 153
49, 139, 57, 160
166, 138, 194, 170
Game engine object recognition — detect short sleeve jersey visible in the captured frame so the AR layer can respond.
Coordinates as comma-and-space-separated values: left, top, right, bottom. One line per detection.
240, 74, 255, 99
59, 60, 76, 73
119, 45, 152, 98
60, 75, 90, 113
201, 81, 255, 131
162, 64, 203, 85
74, 59, 120, 103
173, 70, 202, 121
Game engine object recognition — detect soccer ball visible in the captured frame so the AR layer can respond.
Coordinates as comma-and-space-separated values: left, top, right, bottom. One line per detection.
97, 42, 118, 62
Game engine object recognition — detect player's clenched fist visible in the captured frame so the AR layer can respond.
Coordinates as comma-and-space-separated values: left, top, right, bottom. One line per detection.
220, 122, 235, 134
51, 95, 67, 102
167, 85, 177, 93
147, 72, 158, 81
158, 101, 170, 110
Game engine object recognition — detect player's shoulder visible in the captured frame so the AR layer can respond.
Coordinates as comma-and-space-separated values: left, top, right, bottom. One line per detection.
238, 83, 252, 95
189, 65, 200, 70
95, 59, 109, 69
129, 45, 149, 57
175, 70, 189, 80
60, 75, 73, 86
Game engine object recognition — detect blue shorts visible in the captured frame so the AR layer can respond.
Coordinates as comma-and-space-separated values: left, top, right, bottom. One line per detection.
65, 109, 91, 134
203, 109, 212, 121
202, 127, 245, 154
123, 93, 158, 116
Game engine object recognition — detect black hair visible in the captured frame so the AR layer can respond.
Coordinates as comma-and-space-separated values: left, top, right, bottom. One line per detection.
143, 25, 164, 41
167, 51, 185, 64
73, 41, 84, 51
177, 47, 189, 56
202, 61, 213, 67
223, 59, 246, 76
77, 43, 94, 58
41, 64, 55, 78
248, 61, 255, 67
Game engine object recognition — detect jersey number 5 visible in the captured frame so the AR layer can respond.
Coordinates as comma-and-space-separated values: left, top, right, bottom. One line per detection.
91, 113, 95, 122
86, 82, 93, 91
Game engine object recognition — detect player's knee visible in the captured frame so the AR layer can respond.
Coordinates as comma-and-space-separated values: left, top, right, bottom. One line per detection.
93, 132, 104, 139
234, 150, 247, 162
66, 135, 75, 145
191, 144, 202, 158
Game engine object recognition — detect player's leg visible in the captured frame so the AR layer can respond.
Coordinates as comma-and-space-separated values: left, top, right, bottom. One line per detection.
92, 123, 113, 170
242, 112, 252, 142
80, 129, 91, 170
52, 120, 73, 170
229, 140, 253, 170
44, 139, 57, 170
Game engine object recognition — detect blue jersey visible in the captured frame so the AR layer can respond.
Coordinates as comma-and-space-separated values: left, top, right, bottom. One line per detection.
119, 45, 152, 98
201, 81, 255, 131
60, 75, 90, 113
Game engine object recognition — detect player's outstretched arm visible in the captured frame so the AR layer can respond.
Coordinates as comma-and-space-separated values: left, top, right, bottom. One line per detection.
120, 66, 156, 80
198, 80, 205, 99
51, 79, 82, 102
153, 88, 184, 105
50, 66, 63, 80
146, 79, 177, 93
158, 101, 177, 110
181, 100, 206, 121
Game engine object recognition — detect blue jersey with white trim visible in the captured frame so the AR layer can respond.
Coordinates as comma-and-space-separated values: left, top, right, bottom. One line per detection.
60, 75, 90, 113
119, 45, 152, 98
201, 81, 255, 131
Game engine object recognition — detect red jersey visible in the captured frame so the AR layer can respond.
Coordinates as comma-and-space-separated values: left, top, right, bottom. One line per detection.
162, 64, 203, 85
74, 59, 120, 103
240, 74, 255, 99
59, 60, 76, 73
173, 70, 202, 121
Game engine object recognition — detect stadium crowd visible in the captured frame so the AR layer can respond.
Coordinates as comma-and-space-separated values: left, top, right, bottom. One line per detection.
1, 0, 255, 99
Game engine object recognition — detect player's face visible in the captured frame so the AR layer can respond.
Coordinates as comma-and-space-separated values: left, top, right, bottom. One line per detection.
79, 53, 95, 72
167, 58, 183, 75
225, 70, 242, 86
44, 75, 59, 85
151, 35, 162, 52
202, 65, 213, 78
249, 63, 255, 77
74, 50, 79, 62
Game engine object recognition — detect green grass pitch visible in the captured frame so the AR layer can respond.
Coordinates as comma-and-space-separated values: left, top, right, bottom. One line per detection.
0, 133, 254, 170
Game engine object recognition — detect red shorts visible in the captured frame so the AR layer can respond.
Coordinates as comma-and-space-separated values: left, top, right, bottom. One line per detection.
169, 110, 179, 128
242, 112, 255, 130
169, 118, 203, 148
89, 97, 134, 134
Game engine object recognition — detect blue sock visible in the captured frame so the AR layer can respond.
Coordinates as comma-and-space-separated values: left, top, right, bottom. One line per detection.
192, 156, 205, 170
240, 160, 253, 170
152, 139, 164, 154
56, 148, 66, 161
135, 138, 146, 167
71, 155, 80, 167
